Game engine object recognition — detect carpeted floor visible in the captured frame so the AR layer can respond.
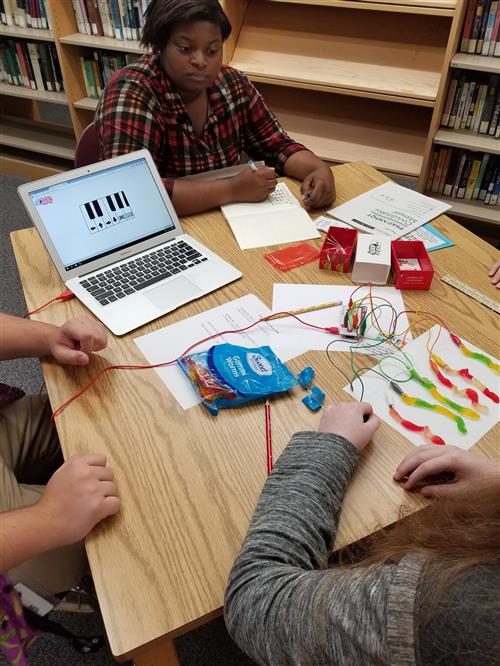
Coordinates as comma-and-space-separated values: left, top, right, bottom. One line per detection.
0, 172, 255, 665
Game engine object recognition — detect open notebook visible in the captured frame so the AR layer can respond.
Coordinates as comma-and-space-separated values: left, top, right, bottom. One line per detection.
221, 183, 320, 250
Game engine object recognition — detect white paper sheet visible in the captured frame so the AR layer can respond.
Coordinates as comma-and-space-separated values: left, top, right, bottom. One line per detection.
271, 284, 411, 358
327, 182, 451, 240
343, 325, 500, 449
134, 294, 297, 410
221, 183, 320, 250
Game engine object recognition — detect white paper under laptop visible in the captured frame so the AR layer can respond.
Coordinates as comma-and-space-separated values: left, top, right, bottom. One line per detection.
221, 183, 320, 250
18, 149, 242, 335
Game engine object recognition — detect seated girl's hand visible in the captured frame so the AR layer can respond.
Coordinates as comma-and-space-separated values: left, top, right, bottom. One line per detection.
318, 402, 379, 453
230, 165, 277, 203
394, 445, 500, 497
300, 165, 335, 209
488, 259, 500, 288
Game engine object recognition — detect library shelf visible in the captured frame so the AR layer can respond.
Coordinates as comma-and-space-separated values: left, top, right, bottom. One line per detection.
449, 53, 500, 74
59, 33, 143, 55
434, 129, 500, 155
266, 0, 456, 16
0, 25, 54, 41
429, 194, 500, 225
228, 1, 450, 103
258, 84, 431, 176
73, 97, 98, 111
0, 82, 67, 105
0, 116, 75, 160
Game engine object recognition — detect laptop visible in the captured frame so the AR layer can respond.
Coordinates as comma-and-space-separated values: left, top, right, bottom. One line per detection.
18, 149, 242, 335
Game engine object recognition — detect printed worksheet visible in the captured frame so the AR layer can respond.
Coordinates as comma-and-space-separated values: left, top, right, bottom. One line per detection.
327, 182, 451, 239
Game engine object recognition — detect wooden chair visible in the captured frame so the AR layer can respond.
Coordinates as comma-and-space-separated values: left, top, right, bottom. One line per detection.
74, 123, 100, 168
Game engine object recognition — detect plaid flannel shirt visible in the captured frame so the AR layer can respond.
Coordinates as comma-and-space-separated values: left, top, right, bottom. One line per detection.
94, 54, 307, 196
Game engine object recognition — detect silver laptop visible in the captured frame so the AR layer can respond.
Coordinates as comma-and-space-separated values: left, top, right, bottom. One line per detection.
18, 149, 242, 335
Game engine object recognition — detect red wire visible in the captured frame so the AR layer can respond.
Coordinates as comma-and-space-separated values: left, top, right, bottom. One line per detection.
51, 310, 340, 419
24, 291, 74, 318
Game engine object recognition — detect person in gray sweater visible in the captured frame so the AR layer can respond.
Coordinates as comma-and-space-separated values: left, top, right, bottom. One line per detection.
224, 401, 500, 666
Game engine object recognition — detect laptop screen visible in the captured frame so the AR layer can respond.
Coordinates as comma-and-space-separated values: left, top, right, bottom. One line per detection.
27, 156, 177, 271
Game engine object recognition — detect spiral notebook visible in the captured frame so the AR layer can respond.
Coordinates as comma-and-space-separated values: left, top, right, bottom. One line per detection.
221, 183, 320, 250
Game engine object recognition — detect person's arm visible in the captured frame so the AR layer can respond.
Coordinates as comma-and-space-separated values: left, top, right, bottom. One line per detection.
225, 403, 397, 665
0, 314, 107, 364
394, 445, 500, 497
240, 75, 335, 209
0, 454, 120, 572
488, 259, 500, 288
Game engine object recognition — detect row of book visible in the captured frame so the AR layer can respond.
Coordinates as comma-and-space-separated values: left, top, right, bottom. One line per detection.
0, 38, 63, 91
459, 0, 500, 56
72, 0, 151, 41
80, 49, 137, 98
441, 72, 499, 136
427, 147, 499, 206
0, 0, 50, 29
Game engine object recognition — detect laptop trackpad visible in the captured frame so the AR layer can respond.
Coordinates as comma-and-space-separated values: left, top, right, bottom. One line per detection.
144, 277, 202, 311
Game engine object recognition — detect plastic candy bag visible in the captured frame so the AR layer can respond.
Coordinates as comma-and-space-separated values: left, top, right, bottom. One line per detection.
264, 241, 320, 272
177, 343, 297, 415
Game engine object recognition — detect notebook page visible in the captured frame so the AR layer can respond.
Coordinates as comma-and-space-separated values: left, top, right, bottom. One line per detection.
221, 183, 300, 220
227, 207, 320, 250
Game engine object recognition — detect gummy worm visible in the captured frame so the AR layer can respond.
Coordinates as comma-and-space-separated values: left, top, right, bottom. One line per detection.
450, 333, 500, 374
388, 404, 446, 446
429, 357, 489, 415
390, 381, 467, 434
409, 368, 479, 421
431, 353, 499, 405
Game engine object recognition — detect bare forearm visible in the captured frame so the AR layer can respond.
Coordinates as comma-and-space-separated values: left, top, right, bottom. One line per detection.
0, 314, 57, 360
170, 178, 234, 216
283, 151, 328, 181
0, 506, 58, 571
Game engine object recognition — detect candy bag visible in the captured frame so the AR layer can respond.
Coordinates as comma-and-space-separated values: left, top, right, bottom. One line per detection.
177, 343, 297, 415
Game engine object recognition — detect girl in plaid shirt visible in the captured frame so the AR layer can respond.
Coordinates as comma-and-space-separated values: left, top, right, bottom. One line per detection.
95, 0, 336, 216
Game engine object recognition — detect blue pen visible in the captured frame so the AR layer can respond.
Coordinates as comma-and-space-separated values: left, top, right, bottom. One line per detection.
247, 159, 258, 172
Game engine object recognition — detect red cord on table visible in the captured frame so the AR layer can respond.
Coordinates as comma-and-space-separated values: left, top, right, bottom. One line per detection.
24, 291, 74, 317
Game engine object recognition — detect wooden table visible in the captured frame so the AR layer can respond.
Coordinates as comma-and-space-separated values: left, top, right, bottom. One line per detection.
11, 162, 499, 665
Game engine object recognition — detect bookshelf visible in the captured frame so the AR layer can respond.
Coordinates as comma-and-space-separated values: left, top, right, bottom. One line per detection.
1, 0, 467, 183
418, 0, 500, 225
221, 0, 462, 179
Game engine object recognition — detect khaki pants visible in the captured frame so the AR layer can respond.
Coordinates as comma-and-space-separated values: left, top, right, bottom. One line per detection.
0, 394, 86, 597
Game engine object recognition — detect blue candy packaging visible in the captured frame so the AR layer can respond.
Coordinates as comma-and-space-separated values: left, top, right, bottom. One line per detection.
178, 343, 297, 415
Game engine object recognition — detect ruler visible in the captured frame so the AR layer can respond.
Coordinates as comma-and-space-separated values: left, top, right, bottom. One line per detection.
441, 274, 500, 314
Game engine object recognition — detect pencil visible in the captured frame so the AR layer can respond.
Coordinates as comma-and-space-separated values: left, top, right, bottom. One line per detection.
265, 399, 273, 475
267, 300, 342, 320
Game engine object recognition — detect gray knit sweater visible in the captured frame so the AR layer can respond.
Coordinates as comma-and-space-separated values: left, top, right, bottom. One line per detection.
224, 432, 500, 666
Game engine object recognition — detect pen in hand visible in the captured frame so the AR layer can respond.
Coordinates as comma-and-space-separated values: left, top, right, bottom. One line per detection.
248, 160, 258, 172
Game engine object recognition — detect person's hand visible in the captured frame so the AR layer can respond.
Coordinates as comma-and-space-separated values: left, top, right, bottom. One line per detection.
48, 315, 107, 365
36, 454, 120, 547
300, 165, 335, 209
488, 259, 500, 288
394, 445, 500, 498
230, 165, 277, 203
318, 402, 379, 452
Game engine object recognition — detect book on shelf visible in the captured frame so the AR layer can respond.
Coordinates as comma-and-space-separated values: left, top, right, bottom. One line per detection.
460, 0, 500, 55
428, 146, 499, 204
0, 37, 63, 91
79, 48, 136, 98
68, 0, 152, 41
0, 0, 51, 30
440, 72, 499, 134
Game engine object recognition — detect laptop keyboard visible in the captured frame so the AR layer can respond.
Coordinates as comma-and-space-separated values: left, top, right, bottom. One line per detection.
79, 239, 208, 306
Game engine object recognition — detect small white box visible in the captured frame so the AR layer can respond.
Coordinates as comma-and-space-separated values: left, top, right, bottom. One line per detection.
351, 235, 391, 285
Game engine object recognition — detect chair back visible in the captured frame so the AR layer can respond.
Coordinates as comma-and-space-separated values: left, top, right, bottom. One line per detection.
74, 123, 100, 168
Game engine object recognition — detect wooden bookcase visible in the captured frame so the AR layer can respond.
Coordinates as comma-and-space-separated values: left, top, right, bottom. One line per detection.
417, 0, 500, 225
1, 0, 465, 182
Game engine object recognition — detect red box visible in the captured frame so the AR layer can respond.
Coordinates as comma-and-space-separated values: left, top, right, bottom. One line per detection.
319, 226, 357, 273
391, 240, 434, 290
